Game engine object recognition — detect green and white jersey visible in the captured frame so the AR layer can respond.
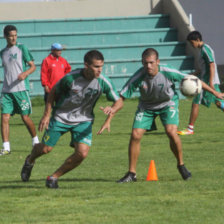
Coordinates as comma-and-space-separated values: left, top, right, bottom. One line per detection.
199, 44, 220, 84
120, 64, 186, 110
53, 68, 120, 125
0, 43, 34, 93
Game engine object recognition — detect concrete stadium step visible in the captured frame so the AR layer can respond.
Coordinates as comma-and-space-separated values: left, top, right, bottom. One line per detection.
0, 69, 193, 97
30, 41, 186, 61
16, 68, 194, 97
0, 55, 194, 80
68, 56, 194, 75
0, 15, 170, 34
0, 28, 178, 48
0, 57, 194, 97
0, 14, 194, 97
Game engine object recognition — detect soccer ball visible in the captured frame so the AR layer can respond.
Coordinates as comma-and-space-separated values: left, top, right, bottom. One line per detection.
180, 75, 202, 97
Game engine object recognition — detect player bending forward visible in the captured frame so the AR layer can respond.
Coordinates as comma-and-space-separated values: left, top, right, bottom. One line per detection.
21, 50, 123, 188
117, 48, 224, 183
178, 31, 224, 135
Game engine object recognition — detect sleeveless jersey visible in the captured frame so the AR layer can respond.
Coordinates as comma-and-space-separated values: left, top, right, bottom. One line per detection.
199, 44, 220, 85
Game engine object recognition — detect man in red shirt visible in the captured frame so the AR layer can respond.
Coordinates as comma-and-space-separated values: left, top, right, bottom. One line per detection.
41, 43, 71, 102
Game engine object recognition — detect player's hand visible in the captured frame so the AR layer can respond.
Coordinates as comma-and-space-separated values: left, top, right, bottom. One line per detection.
97, 121, 111, 135
216, 92, 224, 100
18, 72, 27, 80
100, 106, 114, 115
44, 86, 50, 93
38, 115, 50, 132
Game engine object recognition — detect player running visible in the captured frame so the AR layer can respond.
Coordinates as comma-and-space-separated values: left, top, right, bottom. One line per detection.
21, 50, 123, 188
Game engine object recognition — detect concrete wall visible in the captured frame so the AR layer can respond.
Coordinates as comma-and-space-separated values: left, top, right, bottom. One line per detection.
0, 0, 152, 20
160, 0, 198, 68
178, 0, 224, 66
0, 0, 196, 63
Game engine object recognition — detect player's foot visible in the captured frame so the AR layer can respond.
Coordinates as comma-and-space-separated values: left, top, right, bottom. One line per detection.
0, 149, 11, 156
177, 164, 191, 180
117, 171, 137, 183
177, 129, 194, 135
21, 155, 34, 182
46, 176, 59, 189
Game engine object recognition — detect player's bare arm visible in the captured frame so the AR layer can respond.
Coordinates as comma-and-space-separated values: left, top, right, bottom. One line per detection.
100, 97, 124, 115
18, 61, 36, 80
201, 80, 224, 100
97, 98, 123, 135
209, 62, 215, 89
38, 86, 56, 132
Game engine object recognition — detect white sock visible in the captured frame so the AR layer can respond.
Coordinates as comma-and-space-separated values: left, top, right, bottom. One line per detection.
188, 124, 194, 132
3, 142, 10, 151
32, 136, 39, 146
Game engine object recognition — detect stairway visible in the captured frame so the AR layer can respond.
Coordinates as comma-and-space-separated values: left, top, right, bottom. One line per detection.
0, 15, 194, 96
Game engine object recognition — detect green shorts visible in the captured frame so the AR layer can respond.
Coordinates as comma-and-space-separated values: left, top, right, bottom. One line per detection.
193, 84, 224, 107
1, 91, 32, 115
42, 119, 93, 147
133, 101, 179, 131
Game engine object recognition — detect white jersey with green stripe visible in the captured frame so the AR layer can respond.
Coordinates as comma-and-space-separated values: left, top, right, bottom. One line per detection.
0, 43, 34, 93
120, 64, 186, 110
199, 44, 220, 85
52, 68, 120, 125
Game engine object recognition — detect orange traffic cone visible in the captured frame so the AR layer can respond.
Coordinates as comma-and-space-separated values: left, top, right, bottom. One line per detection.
146, 160, 158, 181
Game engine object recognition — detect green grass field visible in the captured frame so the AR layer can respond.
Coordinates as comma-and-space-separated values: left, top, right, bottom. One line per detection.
0, 97, 224, 224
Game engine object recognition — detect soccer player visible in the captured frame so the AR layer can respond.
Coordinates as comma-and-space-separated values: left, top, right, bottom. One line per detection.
0, 25, 39, 156
117, 48, 224, 183
178, 31, 224, 135
41, 43, 71, 103
21, 50, 123, 188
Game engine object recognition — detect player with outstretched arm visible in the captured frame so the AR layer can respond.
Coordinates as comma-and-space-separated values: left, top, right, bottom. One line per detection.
178, 31, 224, 135
117, 48, 224, 183
21, 50, 123, 188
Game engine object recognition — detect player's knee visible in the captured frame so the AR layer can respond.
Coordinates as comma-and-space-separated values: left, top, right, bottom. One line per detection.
67, 150, 88, 165
131, 130, 143, 141
79, 150, 89, 159
165, 126, 177, 138
2, 114, 10, 123
21, 114, 31, 123
75, 146, 89, 160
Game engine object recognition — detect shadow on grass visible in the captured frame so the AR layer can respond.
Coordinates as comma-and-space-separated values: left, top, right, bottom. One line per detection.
0, 185, 44, 189
0, 177, 187, 189
0, 177, 113, 189
104, 131, 165, 136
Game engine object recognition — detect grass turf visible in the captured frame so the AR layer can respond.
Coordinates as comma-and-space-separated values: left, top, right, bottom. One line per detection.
0, 97, 223, 223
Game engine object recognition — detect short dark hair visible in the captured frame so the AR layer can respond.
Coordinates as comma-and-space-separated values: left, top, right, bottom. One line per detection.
142, 48, 159, 61
187, 31, 202, 41
3, 25, 17, 37
84, 50, 104, 65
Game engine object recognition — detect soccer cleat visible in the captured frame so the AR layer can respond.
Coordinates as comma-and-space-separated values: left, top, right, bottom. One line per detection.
177, 164, 192, 180
46, 176, 59, 189
177, 129, 194, 135
117, 171, 137, 183
0, 149, 11, 156
21, 155, 34, 182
